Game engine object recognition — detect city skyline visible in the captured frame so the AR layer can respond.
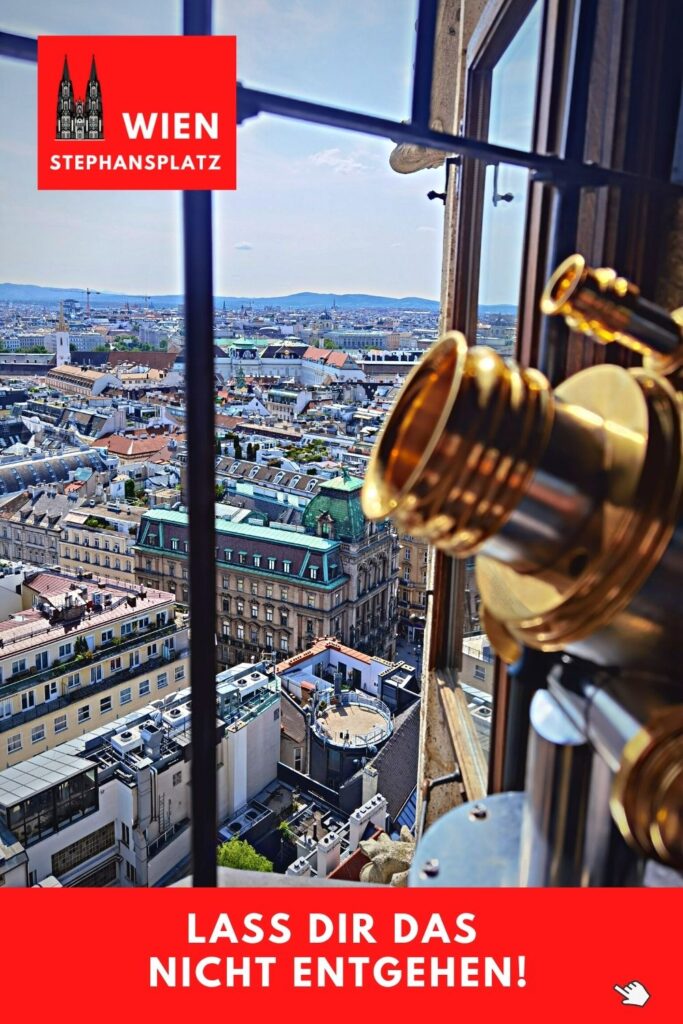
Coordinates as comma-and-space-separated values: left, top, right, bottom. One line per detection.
1, 0, 530, 306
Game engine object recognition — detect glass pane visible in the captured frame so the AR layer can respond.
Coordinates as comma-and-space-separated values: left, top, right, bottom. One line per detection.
0, 1, 181, 301
476, 2, 542, 348
217, 0, 419, 120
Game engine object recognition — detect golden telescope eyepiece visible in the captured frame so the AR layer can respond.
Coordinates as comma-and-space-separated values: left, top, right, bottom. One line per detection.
540, 253, 683, 369
362, 258, 683, 674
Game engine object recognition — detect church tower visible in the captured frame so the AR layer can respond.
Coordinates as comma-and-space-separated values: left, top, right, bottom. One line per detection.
85, 56, 104, 139
56, 56, 75, 139
53, 303, 71, 368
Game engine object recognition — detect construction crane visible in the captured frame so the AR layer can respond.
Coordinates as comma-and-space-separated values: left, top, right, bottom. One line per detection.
82, 287, 101, 316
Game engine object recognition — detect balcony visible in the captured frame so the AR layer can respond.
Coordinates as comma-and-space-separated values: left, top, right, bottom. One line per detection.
1, 621, 180, 698
0, 633, 189, 733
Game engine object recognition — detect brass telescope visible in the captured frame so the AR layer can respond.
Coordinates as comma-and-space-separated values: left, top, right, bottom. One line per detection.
363, 255, 683, 872
362, 255, 683, 674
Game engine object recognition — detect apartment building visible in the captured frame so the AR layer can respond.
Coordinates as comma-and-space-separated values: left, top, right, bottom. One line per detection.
135, 474, 398, 667
0, 663, 280, 888
0, 570, 188, 768
59, 503, 143, 583
0, 661, 280, 887
0, 487, 74, 568
396, 532, 430, 644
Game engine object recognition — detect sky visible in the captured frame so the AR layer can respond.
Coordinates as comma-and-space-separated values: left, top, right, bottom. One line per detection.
0, 0, 536, 304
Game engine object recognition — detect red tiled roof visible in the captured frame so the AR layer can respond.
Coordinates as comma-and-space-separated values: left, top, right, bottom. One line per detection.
303, 347, 328, 362
92, 435, 171, 457
276, 636, 373, 672
215, 414, 242, 430
325, 351, 348, 368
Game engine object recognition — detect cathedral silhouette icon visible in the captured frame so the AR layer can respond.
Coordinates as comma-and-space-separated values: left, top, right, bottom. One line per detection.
56, 55, 103, 140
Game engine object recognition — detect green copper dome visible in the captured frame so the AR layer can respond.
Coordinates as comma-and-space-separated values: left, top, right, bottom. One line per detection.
303, 471, 367, 542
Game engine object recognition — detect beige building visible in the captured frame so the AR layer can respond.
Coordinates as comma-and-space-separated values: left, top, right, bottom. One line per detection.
0, 487, 71, 569
59, 503, 143, 583
397, 533, 430, 644
0, 570, 189, 768
135, 475, 399, 668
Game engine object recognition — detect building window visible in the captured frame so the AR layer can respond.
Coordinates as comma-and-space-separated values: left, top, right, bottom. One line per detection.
7, 734, 21, 754
280, 611, 288, 627
0, 698, 12, 719
120, 687, 132, 705
148, 643, 158, 658
31, 725, 45, 744
236, 599, 244, 615
251, 603, 258, 618
283, 560, 291, 574
90, 666, 103, 684
101, 629, 113, 644
21, 690, 35, 711
237, 578, 244, 592
222, 597, 230, 613
222, 622, 230, 638
54, 715, 68, 734
239, 551, 246, 564
265, 631, 273, 649
172, 538, 179, 550
129, 652, 140, 669
51, 822, 115, 877
293, 747, 303, 772
44, 681, 58, 702
173, 771, 182, 786
139, 679, 150, 697
266, 585, 273, 598
121, 822, 130, 847
100, 696, 112, 714
67, 673, 80, 690
236, 624, 245, 641
268, 557, 276, 571
308, 594, 316, 608
250, 627, 258, 643
78, 705, 91, 724
265, 606, 273, 622
310, 567, 318, 579
253, 554, 261, 567
280, 588, 288, 601
174, 666, 185, 682
59, 642, 72, 658
157, 672, 168, 689
110, 657, 122, 673
12, 659, 27, 676
279, 636, 289, 653
251, 581, 258, 595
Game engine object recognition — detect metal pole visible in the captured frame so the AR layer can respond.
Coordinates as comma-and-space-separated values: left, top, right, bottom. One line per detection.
519, 689, 593, 886
183, 0, 217, 887
411, 0, 438, 129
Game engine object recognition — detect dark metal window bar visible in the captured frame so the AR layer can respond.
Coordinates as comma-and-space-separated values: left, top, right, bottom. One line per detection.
1, 0, 681, 888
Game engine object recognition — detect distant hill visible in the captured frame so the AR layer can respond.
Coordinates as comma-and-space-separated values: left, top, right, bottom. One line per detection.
0, 282, 440, 312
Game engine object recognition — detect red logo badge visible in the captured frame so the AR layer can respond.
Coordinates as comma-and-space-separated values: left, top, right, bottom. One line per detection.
38, 36, 237, 190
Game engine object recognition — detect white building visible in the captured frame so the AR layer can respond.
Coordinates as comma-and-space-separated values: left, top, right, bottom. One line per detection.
0, 661, 281, 887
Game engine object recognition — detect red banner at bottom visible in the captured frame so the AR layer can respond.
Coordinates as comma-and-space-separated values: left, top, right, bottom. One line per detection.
4, 887, 676, 1020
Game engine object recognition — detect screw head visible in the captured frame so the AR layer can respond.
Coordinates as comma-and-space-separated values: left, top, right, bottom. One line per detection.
468, 803, 488, 821
419, 857, 440, 878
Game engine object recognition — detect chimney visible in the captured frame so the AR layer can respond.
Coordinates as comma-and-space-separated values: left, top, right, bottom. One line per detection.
348, 793, 388, 852
286, 857, 313, 878
316, 830, 341, 876
362, 764, 379, 804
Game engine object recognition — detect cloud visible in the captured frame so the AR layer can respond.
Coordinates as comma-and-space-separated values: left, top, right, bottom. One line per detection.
308, 148, 370, 176
417, 226, 437, 233
234, 242, 253, 251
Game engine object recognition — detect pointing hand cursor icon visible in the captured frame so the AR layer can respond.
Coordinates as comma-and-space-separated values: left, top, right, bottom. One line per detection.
614, 981, 650, 1007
